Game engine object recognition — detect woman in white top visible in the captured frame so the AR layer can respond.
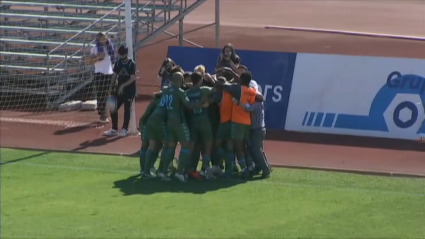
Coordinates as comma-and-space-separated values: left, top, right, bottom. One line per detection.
89, 32, 115, 123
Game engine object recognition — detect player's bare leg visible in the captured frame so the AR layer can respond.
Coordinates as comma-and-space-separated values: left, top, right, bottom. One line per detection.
175, 141, 192, 182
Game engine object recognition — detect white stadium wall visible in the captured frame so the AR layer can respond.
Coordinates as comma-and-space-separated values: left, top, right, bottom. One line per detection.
285, 53, 425, 140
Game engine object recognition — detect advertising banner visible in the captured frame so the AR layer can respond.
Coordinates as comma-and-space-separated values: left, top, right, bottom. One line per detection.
285, 53, 425, 139
168, 46, 297, 129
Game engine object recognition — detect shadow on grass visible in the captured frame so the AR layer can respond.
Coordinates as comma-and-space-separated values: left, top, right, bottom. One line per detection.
113, 174, 247, 195
0, 151, 50, 166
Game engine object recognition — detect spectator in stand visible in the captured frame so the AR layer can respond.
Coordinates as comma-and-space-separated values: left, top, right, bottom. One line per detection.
90, 32, 115, 123
215, 43, 240, 72
183, 71, 193, 87
157, 58, 176, 88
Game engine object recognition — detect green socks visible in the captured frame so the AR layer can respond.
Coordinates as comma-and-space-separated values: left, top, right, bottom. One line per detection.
139, 149, 147, 172
177, 148, 191, 174
202, 155, 211, 169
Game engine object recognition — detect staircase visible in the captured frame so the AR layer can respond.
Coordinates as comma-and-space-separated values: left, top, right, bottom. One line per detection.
0, 0, 207, 110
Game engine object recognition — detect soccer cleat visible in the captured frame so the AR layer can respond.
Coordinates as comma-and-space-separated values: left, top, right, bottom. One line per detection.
140, 171, 145, 177
188, 170, 203, 180
157, 172, 171, 181
199, 168, 214, 180
175, 173, 187, 182
206, 168, 215, 180
150, 167, 157, 175
212, 166, 224, 176
143, 173, 155, 179
103, 128, 118, 136
119, 129, 128, 137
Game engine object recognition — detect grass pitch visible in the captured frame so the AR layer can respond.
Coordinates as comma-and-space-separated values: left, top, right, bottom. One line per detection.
1, 148, 424, 238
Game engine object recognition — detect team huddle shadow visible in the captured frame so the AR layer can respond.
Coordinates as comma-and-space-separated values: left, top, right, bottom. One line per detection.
113, 174, 247, 195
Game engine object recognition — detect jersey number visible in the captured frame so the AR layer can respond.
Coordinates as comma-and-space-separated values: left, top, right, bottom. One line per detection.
160, 95, 173, 110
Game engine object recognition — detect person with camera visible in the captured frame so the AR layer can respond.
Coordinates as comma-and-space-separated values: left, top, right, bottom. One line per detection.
157, 58, 177, 88
215, 43, 241, 72
88, 32, 115, 123
103, 45, 137, 137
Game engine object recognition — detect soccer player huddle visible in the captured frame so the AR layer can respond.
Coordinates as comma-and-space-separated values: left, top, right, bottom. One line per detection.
138, 44, 271, 182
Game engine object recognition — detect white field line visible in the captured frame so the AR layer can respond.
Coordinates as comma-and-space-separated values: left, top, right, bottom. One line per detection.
181, 21, 425, 41
0, 117, 89, 128
3, 161, 424, 198
265, 25, 425, 41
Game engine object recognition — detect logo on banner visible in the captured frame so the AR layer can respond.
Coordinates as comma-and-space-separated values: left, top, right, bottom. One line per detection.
301, 71, 425, 135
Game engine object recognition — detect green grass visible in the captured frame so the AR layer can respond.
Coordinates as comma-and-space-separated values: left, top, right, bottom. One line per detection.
1, 148, 425, 239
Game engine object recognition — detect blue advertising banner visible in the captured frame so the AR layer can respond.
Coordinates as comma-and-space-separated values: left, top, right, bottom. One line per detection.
167, 46, 297, 129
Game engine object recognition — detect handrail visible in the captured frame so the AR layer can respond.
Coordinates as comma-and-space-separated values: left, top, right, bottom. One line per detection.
140, 22, 212, 49
48, 2, 125, 55
49, 22, 121, 71
134, 0, 204, 49
48, 0, 156, 72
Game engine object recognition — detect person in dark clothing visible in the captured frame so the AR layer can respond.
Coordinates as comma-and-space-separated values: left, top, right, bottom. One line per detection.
157, 58, 176, 88
215, 43, 241, 72
90, 32, 115, 123
103, 45, 136, 137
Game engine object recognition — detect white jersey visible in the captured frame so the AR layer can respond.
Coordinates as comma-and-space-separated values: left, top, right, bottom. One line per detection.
91, 45, 113, 75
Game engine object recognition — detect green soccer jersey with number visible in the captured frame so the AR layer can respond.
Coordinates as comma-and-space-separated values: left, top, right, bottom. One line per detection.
149, 88, 169, 122
161, 85, 194, 125
185, 86, 213, 123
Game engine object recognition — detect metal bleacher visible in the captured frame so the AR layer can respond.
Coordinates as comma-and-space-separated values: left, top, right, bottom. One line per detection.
0, 0, 207, 109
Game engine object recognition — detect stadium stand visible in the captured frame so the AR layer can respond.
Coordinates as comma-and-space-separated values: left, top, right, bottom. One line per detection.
0, 0, 206, 112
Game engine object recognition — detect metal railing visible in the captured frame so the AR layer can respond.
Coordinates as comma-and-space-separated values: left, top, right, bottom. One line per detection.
46, 2, 126, 73
46, 0, 160, 73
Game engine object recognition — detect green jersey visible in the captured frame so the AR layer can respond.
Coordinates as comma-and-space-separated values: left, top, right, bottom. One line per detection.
185, 86, 213, 122
161, 85, 196, 124
139, 96, 161, 127
149, 91, 169, 122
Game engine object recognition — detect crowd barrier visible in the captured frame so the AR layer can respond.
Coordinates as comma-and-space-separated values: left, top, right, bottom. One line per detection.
168, 46, 425, 140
